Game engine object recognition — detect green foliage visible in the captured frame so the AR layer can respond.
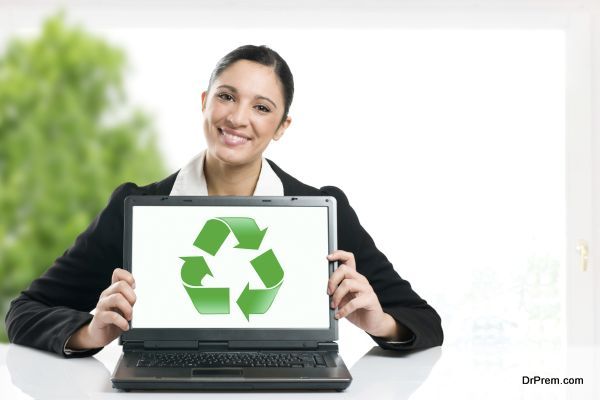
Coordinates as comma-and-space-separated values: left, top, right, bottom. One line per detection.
0, 14, 167, 341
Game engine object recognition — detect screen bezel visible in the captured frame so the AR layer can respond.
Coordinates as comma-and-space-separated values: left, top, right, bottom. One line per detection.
120, 195, 338, 343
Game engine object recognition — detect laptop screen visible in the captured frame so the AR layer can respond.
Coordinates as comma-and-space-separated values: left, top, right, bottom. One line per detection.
130, 204, 331, 330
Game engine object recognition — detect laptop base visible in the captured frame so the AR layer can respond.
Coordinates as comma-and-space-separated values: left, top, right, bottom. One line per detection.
111, 348, 352, 391
114, 381, 349, 391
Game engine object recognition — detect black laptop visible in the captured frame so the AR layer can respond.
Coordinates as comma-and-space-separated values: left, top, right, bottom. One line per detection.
111, 195, 352, 391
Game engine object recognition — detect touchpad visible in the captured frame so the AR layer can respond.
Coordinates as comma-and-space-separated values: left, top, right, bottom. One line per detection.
192, 368, 243, 377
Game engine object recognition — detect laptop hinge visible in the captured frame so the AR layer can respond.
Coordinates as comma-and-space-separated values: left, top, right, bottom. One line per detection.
122, 341, 144, 352
227, 341, 322, 350
317, 342, 339, 351
123, 341, 338, 351
141, 340, 199, 350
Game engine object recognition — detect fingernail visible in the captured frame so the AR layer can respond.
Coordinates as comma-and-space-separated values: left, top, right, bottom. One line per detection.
335, 313, 340, 319
330, 301, 335, 308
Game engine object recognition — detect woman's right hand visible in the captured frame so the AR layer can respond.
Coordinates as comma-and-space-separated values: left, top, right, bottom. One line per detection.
66, 268, 136, 350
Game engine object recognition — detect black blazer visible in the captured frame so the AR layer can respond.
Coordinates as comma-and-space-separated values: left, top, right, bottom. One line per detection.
5, 159, 443, 357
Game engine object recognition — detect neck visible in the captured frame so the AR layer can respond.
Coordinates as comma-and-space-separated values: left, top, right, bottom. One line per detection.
204, 152, 262, 196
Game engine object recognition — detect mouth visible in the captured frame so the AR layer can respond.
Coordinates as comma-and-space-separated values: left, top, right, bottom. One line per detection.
218, 127, 251, 146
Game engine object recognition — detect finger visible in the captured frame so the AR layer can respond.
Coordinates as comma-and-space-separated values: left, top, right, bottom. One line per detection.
326, 250, 356, 269
112, 268, 135, 289
327, 264, 360, 295
331, 279, 365, 308
100, 293, 134, 320
336, 293, 354, 310
336, 296, 369, 320
98, 293, 134, 320
101, 280, 137, 305
97, 310, 130, 331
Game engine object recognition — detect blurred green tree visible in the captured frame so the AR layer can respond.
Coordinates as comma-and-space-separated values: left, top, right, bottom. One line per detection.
0, 14, 167, 341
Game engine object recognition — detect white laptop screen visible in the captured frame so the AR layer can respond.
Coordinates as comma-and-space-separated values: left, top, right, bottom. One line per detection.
131, 205, 330, 329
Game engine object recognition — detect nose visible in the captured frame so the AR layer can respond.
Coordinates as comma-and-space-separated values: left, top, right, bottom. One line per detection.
226, 103, 249, 128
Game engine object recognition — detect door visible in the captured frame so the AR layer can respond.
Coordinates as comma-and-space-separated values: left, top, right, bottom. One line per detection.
565, 11, 595, 346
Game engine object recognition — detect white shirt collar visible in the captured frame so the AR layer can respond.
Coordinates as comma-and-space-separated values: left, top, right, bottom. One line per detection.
169, 149, 284, 196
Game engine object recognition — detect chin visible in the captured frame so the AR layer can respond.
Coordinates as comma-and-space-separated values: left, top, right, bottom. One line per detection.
211, 145, 256, 167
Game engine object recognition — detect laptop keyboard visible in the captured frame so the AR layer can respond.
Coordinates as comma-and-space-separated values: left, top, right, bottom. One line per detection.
136, 351, 328, 368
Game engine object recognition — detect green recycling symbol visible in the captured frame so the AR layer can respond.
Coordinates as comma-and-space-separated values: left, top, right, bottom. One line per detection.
179, 217, 284, 321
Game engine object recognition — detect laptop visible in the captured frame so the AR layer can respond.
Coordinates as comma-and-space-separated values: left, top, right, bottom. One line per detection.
111, 195, 352, 391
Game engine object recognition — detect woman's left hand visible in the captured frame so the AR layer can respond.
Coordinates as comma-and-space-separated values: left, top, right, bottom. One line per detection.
326, 250, 401, 340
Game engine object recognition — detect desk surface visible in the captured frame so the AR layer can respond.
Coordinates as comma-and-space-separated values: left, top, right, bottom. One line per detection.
1, 339, 598, 399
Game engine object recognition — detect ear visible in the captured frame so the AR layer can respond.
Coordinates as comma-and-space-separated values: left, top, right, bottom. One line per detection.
201, 90, 208, 111
273, 116, 292, 141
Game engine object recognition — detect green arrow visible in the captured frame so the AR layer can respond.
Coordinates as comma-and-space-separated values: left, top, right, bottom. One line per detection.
180, 256, 213, 286
236, 282, 282, 321
193, 219, 230, 256
180, 256, 229, 314
250, 249, 284, 287
236, 249, 285, 321
219, 217, 267, 250
184, 286, 230, 314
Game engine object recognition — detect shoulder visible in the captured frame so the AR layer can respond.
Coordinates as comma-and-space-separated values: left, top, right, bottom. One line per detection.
318, 185, 351, 208
114, 170, 179, 197
265, 159, 357, 241
104, 170, 180, 213
266, 158, 320, 195
265, 158, 351, 205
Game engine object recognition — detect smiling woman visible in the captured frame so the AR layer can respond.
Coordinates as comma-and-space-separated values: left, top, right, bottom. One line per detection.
5, 45, 443, 357
201, 55, 292, 196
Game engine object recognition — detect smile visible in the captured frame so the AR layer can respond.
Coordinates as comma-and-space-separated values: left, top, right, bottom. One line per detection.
218, 128, 250, 146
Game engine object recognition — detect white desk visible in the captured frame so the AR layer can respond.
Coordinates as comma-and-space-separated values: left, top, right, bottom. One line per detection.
1, 341, 598, 399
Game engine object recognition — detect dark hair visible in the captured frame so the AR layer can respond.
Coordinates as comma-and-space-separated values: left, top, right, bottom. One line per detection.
207, 45, 294, 125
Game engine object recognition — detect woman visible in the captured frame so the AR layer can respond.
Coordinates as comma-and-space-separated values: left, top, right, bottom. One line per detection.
6, 45, 443, 357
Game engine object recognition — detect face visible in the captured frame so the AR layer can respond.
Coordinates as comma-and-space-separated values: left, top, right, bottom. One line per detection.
201, 60, 291, 167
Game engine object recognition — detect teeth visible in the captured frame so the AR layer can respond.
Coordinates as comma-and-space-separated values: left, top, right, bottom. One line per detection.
221, 129, 248, 143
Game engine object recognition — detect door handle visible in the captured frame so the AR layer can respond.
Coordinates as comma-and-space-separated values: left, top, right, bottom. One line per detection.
576, 240, 589, 272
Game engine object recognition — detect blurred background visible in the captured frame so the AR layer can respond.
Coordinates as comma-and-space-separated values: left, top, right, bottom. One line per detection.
0, 0, 598, 353
0, 12, 169, 342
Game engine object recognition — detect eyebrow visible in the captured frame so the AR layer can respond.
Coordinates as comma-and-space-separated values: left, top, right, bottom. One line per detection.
216, 84, 278, 109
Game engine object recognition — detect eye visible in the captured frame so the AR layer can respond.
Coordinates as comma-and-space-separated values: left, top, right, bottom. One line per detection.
255, 104, 271, 113
217, 92, 234, 102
